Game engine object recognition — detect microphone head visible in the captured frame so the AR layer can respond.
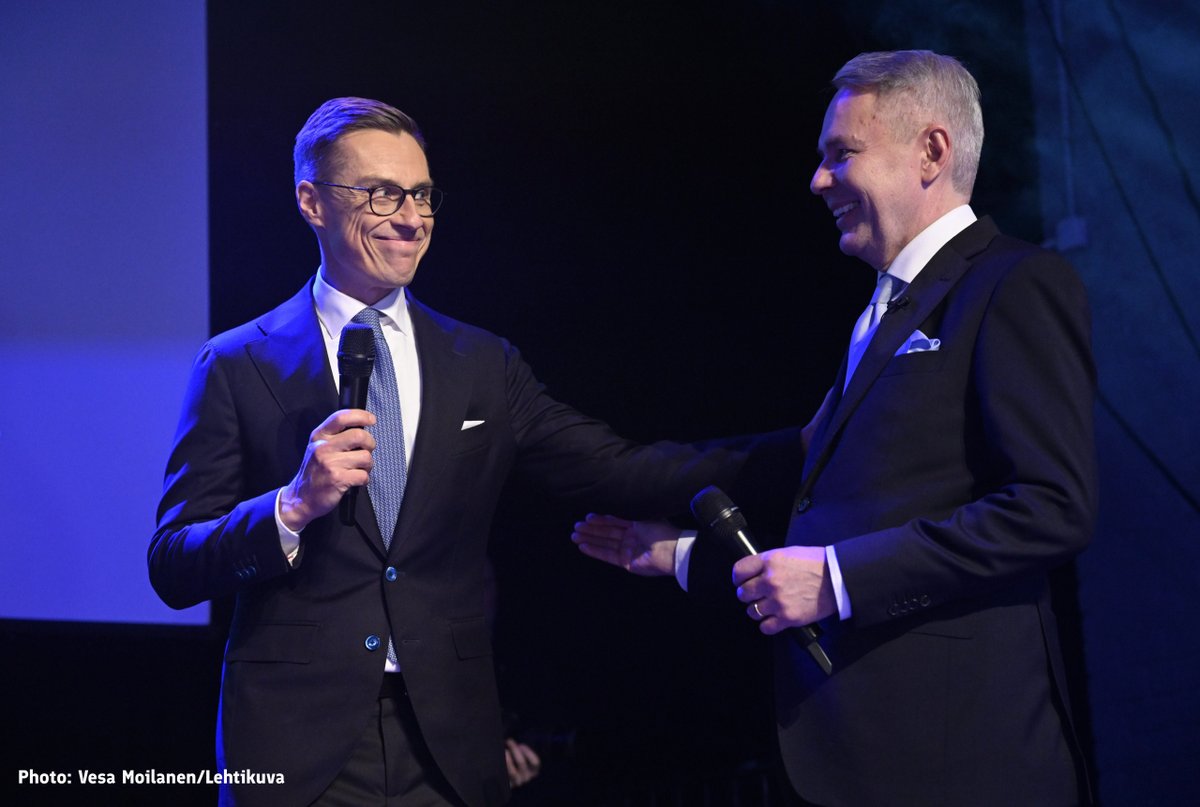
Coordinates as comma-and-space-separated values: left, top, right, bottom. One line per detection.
691, 486, 755, 557
338, 322, 376, 378
690, 486, 748, 533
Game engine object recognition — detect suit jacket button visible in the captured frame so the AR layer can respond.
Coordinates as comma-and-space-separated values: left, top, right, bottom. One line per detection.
919, 594, 931, 607
364, 634, 381, 651
796, 497, 812, 513
385, 566, 398, 582
887, 604, 899, 617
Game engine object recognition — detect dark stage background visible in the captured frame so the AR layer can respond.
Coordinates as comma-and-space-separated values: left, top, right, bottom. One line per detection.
7, 2, 1082, 805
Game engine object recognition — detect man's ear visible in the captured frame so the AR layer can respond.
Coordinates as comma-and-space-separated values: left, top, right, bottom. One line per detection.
296, 180, 323, 228
921, 126, 952, 184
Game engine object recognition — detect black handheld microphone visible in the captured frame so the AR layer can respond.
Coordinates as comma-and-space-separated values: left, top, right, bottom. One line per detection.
337, 323, 376, 526
690, 486, 833, 675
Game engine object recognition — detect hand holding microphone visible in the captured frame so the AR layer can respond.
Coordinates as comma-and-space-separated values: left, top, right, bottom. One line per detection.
277, 322, 379, 533
690, 486, 834, 675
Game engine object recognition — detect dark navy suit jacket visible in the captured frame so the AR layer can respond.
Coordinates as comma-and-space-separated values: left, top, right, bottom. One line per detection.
694, 218, 1097, 806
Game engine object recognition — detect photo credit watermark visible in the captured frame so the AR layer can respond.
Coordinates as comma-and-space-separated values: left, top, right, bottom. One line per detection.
17, 769, 285, 786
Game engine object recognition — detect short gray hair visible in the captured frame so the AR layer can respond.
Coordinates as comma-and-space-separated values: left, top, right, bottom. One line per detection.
834, 50, 983, 196
293, 97, 426, 185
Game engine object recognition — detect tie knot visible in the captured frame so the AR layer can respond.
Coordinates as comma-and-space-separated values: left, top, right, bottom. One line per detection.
352, 307, 383, 330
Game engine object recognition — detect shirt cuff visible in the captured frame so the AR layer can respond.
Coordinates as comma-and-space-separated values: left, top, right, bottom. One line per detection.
825, 544, 852, 620
673, 530, 697, 592
275, 488, 302, 566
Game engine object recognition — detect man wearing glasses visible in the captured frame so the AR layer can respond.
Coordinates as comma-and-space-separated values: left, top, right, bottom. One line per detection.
149, 97, 784, 806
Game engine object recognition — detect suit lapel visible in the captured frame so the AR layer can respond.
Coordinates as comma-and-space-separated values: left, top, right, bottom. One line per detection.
388, 291, 473, 558
245, 282, 337, 418
802, 218, 999, 486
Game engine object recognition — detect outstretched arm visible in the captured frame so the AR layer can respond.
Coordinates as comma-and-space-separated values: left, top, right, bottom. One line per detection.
571, 514, 682, 577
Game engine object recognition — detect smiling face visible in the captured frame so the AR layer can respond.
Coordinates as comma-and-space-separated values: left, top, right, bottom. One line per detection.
810, 88, 931, 272
297, 129, 434, 304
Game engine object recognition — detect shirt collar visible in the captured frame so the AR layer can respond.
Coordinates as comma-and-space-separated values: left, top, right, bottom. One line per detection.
312, 270, 412, 340
883, 204, 977, 287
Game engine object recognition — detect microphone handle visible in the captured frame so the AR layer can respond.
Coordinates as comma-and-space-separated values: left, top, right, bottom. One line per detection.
734, 529, 833, 675
337, 375, 370, 526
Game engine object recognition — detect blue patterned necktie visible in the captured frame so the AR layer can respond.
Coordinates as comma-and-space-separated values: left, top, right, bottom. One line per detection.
350, 307, 408, 548
351, 307, 408, 667
844, 273, 902, 390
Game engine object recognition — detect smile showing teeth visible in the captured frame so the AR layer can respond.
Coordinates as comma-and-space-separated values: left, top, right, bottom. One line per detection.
832, 202, 857, 218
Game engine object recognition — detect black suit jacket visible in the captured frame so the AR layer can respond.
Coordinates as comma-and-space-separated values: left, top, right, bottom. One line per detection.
694, 218, 1097, 806
149, 281, 783, 806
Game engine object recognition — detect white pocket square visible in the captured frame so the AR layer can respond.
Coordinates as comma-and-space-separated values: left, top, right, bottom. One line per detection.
897, 329, 941, 355
461, 420, 485, 431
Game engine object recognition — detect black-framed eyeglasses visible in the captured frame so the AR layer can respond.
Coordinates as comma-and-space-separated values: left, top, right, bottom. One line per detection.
312, 181, 444, 217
